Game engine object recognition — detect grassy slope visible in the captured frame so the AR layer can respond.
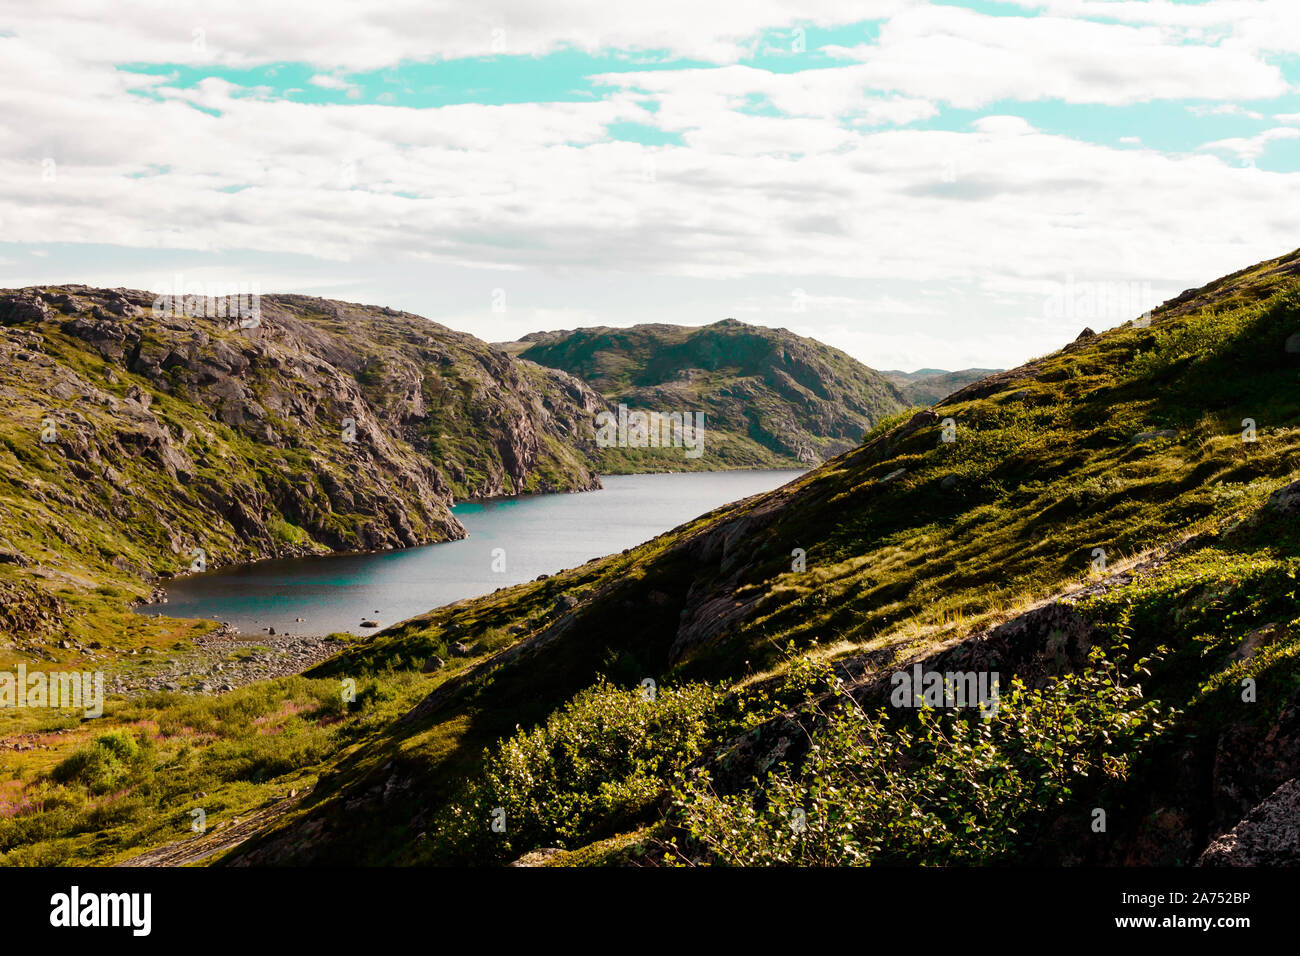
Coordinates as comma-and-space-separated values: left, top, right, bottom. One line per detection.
211, 247, 1300, 866
510, 319, 907, 471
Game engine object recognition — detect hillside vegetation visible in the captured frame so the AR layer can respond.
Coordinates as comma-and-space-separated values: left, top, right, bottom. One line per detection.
503, 319, 906, 470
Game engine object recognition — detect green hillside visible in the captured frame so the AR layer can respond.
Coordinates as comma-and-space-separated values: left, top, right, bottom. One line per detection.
505, 319, 907, 470
5, 249, 1300, 867
201, 246, 1300, 867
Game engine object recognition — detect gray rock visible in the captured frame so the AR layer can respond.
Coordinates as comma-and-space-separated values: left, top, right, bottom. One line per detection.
0, 293, 51, 325
1130, 430, 1177, 444
1267, 479, 1300, 517
1199, 777, 1300, 866
508, 847, 565, 867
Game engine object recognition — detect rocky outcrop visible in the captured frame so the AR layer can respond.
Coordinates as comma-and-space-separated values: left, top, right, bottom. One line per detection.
0, 285, 607, 639
0, 579, 66, 643
1266, 478, 1300, 517
1199, 777, 1300, 866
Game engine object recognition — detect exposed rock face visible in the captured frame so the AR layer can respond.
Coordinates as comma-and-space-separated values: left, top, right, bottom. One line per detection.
0, 286, 605, 635
0, 579, 65, 643
1199, 777, 1300, 866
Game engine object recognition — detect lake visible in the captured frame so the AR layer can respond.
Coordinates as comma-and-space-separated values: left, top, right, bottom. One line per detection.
147, 469, 804, 637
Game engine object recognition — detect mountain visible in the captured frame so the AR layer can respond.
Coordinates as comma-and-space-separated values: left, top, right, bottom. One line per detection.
879, 367, 1003, 405
8, 249, 1300, 867
500, 319, 907, 469
0, 286, 603, 645
219, 247, 1300, 867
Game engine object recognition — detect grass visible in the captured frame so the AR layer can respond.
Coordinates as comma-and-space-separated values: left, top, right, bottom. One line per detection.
0, 671, 434, 865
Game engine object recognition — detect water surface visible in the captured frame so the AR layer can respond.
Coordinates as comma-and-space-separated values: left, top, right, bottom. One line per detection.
148, 470, 803, 636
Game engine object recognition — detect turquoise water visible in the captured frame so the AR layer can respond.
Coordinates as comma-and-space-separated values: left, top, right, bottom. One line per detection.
147, 470, 804, 637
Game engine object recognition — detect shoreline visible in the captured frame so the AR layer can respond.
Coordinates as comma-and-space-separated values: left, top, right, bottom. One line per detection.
134, 468, 809, 639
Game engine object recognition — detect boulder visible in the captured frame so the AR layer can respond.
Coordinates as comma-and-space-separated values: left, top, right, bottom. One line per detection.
1266, 479, 1300, 517
1130, 429, 1178, 444
0, 293, 50, 325
1199, 777, 1300, 866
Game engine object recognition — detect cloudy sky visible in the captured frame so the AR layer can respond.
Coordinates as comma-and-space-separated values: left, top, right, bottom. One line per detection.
2, 0, 1299, 370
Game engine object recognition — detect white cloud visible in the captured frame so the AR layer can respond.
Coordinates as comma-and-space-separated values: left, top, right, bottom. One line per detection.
1189, 104, 1265, 120
0, 0, 913, 69
2, 0, 1299, 370
822, 6, 1287, 107
309, 74, 352, 90
1197, 126, 1300, 161
1013, 1, 1300, 56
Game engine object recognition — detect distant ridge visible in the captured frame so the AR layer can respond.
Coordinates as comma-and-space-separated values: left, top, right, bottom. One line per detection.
879, 367, 1003, 405
498, 319, 907, 470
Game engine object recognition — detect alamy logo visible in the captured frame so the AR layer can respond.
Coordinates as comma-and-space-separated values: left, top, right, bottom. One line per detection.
151, 274, 261, 327
594, 404, 705, 459
889, 664, 1000, 717
0, 665, 103, 718
1043, 275, 1161, 323
49, 886, 151, 936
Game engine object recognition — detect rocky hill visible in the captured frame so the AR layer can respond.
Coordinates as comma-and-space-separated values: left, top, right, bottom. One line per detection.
7, 250, 1300, 868
880, 367, 1002, 405
219, 247, 1300, 867
501, 319, 906, 469
0, 286, 603, 645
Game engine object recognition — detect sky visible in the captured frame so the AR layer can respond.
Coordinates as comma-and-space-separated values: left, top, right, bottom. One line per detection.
2, 0, 1299, 371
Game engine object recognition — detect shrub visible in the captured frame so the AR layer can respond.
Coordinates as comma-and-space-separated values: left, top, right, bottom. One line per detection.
431, 679, 725, 862
50, 731, 151, 795
665, 646, 1173, 866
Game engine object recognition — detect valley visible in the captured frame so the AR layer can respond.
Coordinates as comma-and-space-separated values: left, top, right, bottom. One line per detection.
1, 249, 1298, 867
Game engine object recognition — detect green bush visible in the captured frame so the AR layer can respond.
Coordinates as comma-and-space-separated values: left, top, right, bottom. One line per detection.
431, 679, 726, 862
50, 730, 151, 795
666, 647, 1173, 866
